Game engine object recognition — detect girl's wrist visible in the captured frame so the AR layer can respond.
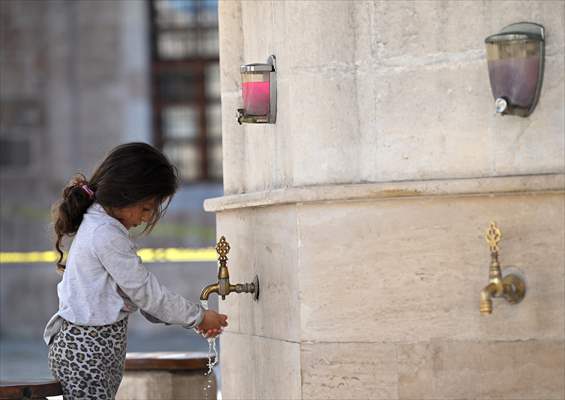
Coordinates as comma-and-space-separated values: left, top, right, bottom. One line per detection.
194, 304, 206, 326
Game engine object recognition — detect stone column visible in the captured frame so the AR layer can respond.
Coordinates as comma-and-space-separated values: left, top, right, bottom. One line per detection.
211, 1, 565, 399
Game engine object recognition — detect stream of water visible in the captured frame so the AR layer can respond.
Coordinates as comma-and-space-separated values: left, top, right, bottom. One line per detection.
200, 300, 218, 399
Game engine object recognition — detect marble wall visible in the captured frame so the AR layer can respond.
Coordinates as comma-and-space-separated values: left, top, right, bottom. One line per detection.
218, 1, 564, 194
209, 186, 564, 399
213, 1, 565, 398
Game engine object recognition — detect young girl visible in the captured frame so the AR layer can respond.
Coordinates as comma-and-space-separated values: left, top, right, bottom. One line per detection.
44, 142, 228, 399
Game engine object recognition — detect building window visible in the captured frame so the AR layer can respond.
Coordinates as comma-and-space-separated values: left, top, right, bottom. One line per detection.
149, 0, 222, 182
0, 99, 43, 173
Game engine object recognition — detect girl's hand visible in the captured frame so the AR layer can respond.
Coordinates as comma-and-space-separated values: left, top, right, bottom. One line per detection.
201, 327, 223, 338
196, 310, 228, 336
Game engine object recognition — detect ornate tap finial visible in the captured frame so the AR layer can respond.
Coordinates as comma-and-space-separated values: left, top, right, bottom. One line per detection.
216, 236, 230, 263
485, 221, 502, 253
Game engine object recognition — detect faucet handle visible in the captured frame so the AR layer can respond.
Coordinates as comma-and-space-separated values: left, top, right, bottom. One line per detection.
216, 236, 231, 263
485, 221, 502, 253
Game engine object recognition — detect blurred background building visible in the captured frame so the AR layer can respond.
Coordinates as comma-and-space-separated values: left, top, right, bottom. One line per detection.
0, 0, 221, 380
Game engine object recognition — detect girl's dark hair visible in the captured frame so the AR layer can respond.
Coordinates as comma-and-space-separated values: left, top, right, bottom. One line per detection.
52, 142, 179, 272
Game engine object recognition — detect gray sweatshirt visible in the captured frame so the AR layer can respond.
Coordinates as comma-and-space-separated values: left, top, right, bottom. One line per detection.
43, 203, 204, 345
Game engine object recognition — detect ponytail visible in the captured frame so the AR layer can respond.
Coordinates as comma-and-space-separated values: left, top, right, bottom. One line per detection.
52, 173, 95, 272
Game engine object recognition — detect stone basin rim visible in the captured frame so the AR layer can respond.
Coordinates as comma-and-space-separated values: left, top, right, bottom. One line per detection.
204, 173, 565, 212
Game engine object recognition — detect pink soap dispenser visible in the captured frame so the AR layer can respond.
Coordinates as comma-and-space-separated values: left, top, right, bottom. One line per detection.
237, 55, 277, 124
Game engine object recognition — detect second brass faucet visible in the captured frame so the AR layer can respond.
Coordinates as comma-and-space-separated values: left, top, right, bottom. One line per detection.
479, 222, 526, 315
200, 236, 259, 301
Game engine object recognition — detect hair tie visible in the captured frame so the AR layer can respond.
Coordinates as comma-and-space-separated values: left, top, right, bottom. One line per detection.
81, 184, 95, 200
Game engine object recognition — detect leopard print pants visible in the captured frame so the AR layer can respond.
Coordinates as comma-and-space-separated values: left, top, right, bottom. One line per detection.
48, 317, 128, 400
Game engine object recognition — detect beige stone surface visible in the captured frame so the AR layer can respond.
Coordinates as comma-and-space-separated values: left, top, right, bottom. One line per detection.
116, 370, 216, 400
241, 122, 279, 193
284, 1, 356, 68
219, 92, 246, 194
213, 190, 564, 398
220, 0, 565, 191
397, 340, 565, 399
216, 1, 565, 398
241, 1, 275, 64
205, 174, 565, 212
298, 193, 565, 343
216, 206, 301, 342
365, 64, 493, 182
289, 73, 361, 186
301, 342, 398, 400
218, 0, 243, 95
218, 0, 244, 195
361, 1, 564, 59
220, 332, 301, 400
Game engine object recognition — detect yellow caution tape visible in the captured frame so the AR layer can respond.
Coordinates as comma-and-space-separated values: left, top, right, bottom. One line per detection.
0, 251, 59, 263
0, 248, 217, 264
137, 248, 217, 263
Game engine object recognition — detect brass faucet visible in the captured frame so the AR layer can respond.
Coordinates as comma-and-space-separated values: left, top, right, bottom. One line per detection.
200, 236, 259, 301
479, 222, 526, 315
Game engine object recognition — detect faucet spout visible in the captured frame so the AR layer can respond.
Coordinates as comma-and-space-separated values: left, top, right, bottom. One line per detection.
480, 282, 499, 315
200, 283, 220, 301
